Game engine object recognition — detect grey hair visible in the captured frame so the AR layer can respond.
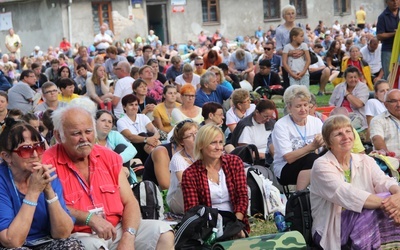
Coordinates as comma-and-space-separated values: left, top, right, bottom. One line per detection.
52, 105, 97, 143
200, 71, 216, 88
281, 5, 296, 18
283, 85, 311, 108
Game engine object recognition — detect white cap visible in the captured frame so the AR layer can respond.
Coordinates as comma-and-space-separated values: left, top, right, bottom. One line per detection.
325, 30, 331, 35
34, 46, 40, 51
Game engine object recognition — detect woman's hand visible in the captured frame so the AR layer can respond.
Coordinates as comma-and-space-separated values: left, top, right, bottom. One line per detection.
143, 104, 155, 114
28, 163, 57, 195
310, 134, 324, 150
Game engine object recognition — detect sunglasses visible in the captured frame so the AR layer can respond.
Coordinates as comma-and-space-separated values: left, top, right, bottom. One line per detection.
195, 63, 204, 66
13, 141, 46, 159
264, 48, 272, 51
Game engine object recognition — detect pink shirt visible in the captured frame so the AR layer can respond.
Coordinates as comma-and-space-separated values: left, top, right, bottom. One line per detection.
42, 144, 123, 233
310, 151, 397, 249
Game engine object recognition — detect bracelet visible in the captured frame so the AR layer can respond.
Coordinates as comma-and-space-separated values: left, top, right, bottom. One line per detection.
22, 199, 38, 206
46, 193, 58, 204
85, 212, 94, 226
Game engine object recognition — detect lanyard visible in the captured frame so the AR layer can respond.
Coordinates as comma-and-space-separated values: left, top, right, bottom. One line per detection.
8, 168, 22, 207
290, 116, 307, 144
202, 90, 215, 102
389, 116, 400, 132
73, 170, 95, 206
262, 74, 271, 87
183, 149, 195, 163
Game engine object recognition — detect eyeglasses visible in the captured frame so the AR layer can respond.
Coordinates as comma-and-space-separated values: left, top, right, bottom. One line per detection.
195, 63, 204, 66
28, 75, 36, 78
241, 99, 251, 104
176, 119, 194, 130
183, 132, 197, 140
44, 89, 58, 95
264, 48, 273, 51
385, 99, 400, 104
183, 94, 195, 99
13, 141, 46, 159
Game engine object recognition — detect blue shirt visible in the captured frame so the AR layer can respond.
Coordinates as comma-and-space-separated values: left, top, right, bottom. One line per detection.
377, 7, 400, 51
0, 162, 73, 242
194, 85, 232, 107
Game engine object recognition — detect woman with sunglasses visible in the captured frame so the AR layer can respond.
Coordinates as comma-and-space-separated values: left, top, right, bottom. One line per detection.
0, 119, 84, 249
167, 120, 198, 214
171, 84, 204, 126
181, 124, 249, 236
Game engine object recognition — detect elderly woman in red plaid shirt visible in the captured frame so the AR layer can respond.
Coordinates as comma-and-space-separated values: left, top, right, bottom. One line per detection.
181, 124, 249, 236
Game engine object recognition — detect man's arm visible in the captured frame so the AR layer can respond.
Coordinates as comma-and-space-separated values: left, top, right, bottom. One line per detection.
371, 135, 389, 153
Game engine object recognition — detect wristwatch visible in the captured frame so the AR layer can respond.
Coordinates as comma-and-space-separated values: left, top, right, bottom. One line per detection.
143, 137, 147, 144
125, 227, 137, 236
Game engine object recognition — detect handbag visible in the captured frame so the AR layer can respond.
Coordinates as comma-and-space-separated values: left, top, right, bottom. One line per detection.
309, 49, 318, 65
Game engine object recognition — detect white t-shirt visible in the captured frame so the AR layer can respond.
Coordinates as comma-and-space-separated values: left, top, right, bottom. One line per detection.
174, 73, 200, 89
116, 114, 151, 135
272, 115, 323, 178
113, 76, 134, 118
365, 98, 386, 117
225, 104, 256, 127
238, 117, 271, 154
283, 42, 309, 73
94, 33, 112, 50
167, 151, 191, 214
360, 44, 382, 74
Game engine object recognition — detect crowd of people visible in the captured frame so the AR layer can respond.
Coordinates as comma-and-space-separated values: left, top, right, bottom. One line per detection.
0, 0, 399, 248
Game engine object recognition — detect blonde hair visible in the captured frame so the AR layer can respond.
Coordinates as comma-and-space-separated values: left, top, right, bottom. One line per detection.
207, 66, 225, 83
322, 115, 353, 149
193, 124, 224, 161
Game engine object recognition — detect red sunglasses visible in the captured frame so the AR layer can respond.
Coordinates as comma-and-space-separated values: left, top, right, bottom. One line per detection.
13, 141, 46, 159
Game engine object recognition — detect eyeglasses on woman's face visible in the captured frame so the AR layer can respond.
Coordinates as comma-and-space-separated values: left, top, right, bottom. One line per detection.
13, 141, 46, 159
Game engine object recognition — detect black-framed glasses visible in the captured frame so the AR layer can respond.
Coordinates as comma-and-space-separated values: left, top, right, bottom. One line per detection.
176, 119, 194, 130
183, 94, 195, 99
13, 141, 46, 159
264, 47, 272, 51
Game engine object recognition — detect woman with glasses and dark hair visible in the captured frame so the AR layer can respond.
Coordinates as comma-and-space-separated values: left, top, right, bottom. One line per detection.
0, 119, 84, 249
167, 119, 198, 214
181, 124, 249, 236
201, 102, 225, 127
171, 84, 203, 126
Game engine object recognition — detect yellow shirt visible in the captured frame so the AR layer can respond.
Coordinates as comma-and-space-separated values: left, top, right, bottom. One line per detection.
355, 10, 366, 25
351, 128, 365, 153
58, 93, 80, 103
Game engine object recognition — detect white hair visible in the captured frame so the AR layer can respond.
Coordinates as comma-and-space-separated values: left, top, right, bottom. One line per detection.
52, 105, 97, 143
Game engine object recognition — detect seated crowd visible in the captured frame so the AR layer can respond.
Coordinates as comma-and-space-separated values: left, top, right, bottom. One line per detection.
0, 7, 398, 248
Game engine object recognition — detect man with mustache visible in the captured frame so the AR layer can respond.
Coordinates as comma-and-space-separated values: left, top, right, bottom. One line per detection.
42, 106, 174, 249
